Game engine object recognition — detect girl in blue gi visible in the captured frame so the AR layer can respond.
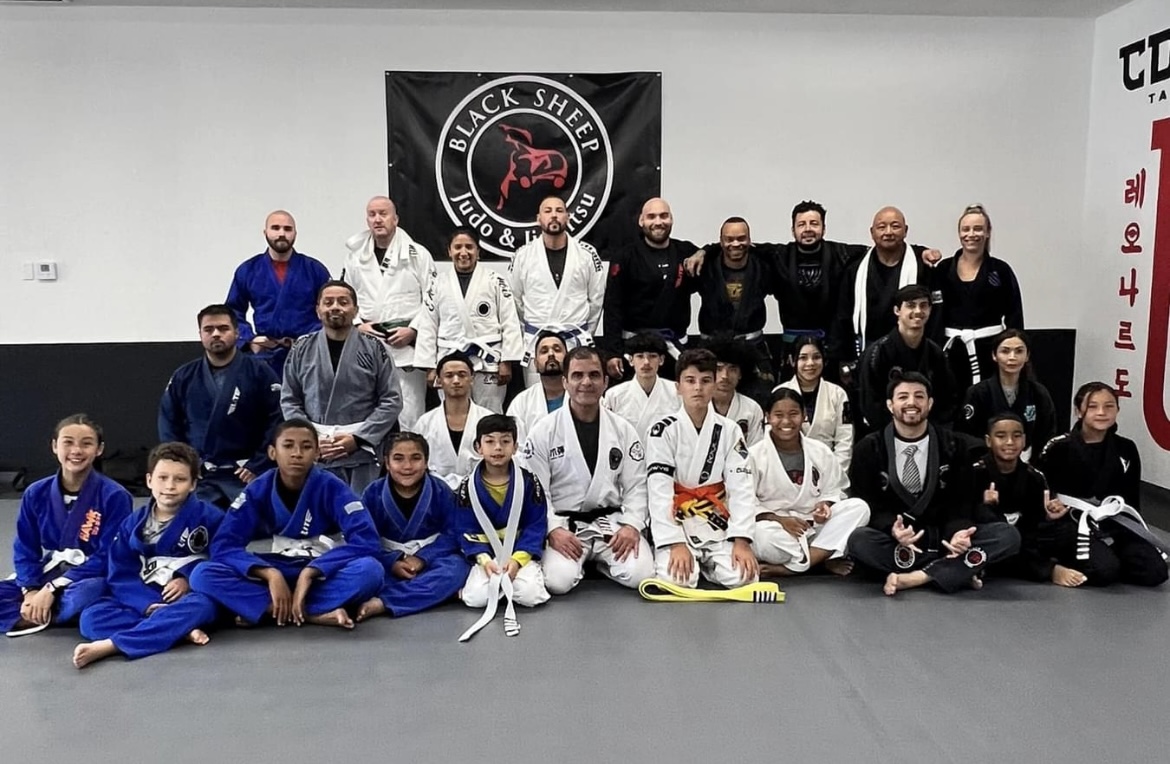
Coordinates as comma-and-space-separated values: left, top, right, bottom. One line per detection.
355, 432, 471, 620
189, 418, 384, 629
1, 414, 132, 637
73, 442, 223, 668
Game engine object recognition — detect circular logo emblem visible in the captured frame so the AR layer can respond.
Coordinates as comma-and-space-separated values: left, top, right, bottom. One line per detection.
436, 75, 614, 258
187, 526, 209, 554
476, 300, 492, 317
964, 548, 987, 568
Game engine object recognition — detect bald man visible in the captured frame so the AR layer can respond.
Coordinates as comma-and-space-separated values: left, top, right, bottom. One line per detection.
690, 217, 783, 400
829, 206, 942, 383
598, 198, 700, 379
341, 196, 437, 430
509, 195, 606, 388
226, 210, 332, 374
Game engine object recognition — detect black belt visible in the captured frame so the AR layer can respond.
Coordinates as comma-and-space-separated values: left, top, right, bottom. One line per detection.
555, 506, 621, 524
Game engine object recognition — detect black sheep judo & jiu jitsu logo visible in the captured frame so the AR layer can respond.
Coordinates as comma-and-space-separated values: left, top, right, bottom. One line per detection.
436, 75, 614, 258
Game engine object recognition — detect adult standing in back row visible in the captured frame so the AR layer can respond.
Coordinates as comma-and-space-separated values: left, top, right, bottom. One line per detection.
226, 210, 331, 375
933, 204, 1024, 391
830, 206, 942, 385
341, 196, 436, 430
509, 195, 605, 387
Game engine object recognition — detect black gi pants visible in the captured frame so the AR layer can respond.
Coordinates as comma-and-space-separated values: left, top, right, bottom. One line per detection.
849, 522, 1021, 593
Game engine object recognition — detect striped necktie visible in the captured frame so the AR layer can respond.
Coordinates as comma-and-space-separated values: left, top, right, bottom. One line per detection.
901, 444, 923, 494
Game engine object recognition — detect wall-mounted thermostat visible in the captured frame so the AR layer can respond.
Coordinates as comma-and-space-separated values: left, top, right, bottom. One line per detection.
35, 261, 58, 281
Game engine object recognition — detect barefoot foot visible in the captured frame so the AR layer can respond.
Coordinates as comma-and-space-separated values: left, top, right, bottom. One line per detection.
186, 628, 210, 645
1051, 564, 1087, 588
883, 573, 901, 596
72, 639, 119, 669
824, 559, 854, 577
969, 576, 984, 591
355, 597, 386, 623
758, 563, 792, 579
306, 607, 355, 629
883, 570, 929, 596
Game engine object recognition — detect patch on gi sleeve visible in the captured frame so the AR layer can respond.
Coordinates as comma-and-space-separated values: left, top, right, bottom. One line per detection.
608, 447, 622, 471
841, 400, 852, 425
343, 501, 364, 515
647, 463, 675, 478
628, 441, 644, 461
186, 526, 210, 553
229, 492, 247, 510
733, 438, 749, 459
649, 416, 675, 438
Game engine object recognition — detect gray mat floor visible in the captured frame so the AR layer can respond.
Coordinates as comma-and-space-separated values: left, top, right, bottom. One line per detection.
1, 497, 1168, 763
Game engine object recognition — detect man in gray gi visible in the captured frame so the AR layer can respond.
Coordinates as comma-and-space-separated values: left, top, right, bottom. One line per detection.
281, 280, 403, 492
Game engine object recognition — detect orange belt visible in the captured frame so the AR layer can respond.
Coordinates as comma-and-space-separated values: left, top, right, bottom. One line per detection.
672, 482, 729, 521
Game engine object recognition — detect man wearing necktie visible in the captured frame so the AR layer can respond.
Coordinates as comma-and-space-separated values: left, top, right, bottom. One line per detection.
846, 371, 1021, 595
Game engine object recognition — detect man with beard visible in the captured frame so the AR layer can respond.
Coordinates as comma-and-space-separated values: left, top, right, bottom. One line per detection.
226, 210, 332, 374
158, 304, 283, 508
509, 196, 605, 387
599, 198, 699, 379
692, 217, 782, 393
829, 206, 942, 384
686, 202, 940, 380
777, 202, 866, 366
281, 281, 403, 493
847, 372, 1020, 596
505, 332, 568, 445
341, 196, 437, 431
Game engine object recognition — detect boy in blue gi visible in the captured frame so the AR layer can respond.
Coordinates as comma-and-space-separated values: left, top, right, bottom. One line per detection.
456, 415, 549, 635
189, 419, 384, 630
1, 414, 133, 637
355, 433, 470, 620
73, 442, 223, 668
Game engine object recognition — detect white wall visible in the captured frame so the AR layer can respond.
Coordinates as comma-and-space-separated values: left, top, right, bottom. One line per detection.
1080, 0, 1170, 486
0, 6, 1093, 344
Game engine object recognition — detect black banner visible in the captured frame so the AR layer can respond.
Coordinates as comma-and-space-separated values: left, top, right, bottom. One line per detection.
386, 71, 662, 260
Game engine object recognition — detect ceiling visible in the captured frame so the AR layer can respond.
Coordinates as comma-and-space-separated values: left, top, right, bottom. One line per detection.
2, 0, 1136, 18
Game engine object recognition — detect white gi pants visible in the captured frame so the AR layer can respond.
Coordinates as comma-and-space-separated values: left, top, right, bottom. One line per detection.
472, 371, 506, 414
653, 541, 759, 589
462, 562, 550, 608
753, 498, 871, 572
542, 535, 656, 594
398, 367, 428, 431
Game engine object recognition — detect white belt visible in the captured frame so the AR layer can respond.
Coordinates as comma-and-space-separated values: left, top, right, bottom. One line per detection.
246, 535, 336, 559
459, 474, 524, 642
943, 321, 1004, 383
312, 422, 375, 456
381, 533, 439, 556
140, 554, 206, 586
42, 548, 87, 574
1058, 494, 1157, 562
